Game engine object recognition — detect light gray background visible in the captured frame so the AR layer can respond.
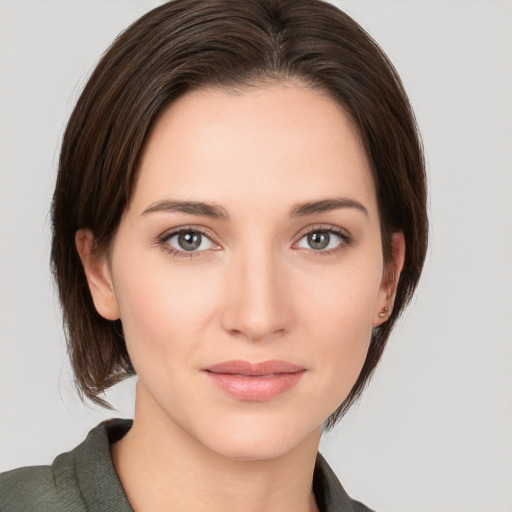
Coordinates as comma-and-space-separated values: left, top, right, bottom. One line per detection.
1, 1, 511, 511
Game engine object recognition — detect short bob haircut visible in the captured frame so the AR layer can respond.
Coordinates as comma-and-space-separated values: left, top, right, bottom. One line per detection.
51, 0, 427, 427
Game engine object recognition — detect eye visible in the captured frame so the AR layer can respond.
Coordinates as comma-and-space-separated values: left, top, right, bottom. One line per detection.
164, 229, 217, 253
296, 229, 345, 252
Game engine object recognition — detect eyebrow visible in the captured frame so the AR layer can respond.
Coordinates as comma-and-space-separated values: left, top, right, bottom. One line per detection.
142, 197, 368, 220
289, 198, 368, 217
142, 200, 230, 220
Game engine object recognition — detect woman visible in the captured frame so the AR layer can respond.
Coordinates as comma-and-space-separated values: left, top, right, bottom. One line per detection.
0, 0, 427, 510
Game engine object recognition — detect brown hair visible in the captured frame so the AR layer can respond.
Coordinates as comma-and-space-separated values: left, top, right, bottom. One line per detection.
51, 0, 428, 425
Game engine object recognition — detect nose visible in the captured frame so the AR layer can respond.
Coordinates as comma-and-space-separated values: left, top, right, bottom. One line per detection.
220, 244, 291, 342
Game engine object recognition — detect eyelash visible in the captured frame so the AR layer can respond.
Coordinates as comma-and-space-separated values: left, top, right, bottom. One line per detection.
156, 224, 353, 260
157, 226, 219, 260
293, 224, 354, 255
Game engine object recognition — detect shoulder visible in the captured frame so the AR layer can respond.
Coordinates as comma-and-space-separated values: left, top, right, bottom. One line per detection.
0, 455, 86, 511
314, 453, 377, 512
349, 499, 376, 512
0, 419, 133, 512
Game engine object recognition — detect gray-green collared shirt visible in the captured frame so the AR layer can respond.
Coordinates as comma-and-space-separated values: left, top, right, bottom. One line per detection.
0, 419, 375, 512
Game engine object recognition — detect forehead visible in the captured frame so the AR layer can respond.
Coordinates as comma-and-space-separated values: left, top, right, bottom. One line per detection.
132, 82, 377, 216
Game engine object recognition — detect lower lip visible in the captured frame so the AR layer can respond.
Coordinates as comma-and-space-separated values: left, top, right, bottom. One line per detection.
205, 371, 305, 401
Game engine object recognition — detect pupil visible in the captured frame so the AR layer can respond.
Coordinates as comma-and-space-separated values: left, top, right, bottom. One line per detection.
308, 231, 329, 250
178, 231, 201, 251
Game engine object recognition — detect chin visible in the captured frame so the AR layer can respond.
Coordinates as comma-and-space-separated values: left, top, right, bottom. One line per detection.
192, 413, 323, 462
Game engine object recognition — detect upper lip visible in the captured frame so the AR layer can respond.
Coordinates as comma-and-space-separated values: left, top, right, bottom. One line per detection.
204, 360, 305, 376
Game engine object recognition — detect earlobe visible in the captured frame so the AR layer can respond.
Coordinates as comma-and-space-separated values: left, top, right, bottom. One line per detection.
75, 229, 120, 320
373, 231, 406, 326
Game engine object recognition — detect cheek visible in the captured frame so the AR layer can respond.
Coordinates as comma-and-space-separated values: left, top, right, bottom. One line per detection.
111, 256, 222, 365
297, 252, 383, 336
294, 257, 383, 403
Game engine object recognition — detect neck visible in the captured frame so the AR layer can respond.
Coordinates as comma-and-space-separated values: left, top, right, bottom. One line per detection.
111, 385, 321, 512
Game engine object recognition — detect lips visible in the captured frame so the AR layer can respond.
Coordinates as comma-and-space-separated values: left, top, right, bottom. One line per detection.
203, 360, 306, 401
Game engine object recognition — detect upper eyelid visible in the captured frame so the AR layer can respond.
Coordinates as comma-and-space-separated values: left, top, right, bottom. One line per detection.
159, 225, 218, 243
293, 223, 351, 240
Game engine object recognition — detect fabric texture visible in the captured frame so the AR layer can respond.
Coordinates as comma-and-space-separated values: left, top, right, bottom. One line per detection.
0, 419, 375, 512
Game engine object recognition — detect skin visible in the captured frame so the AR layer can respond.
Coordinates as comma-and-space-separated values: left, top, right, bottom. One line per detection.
76, 81, 405, 512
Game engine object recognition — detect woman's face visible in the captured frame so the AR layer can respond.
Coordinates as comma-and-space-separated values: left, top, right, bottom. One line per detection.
81, 82, 398, 460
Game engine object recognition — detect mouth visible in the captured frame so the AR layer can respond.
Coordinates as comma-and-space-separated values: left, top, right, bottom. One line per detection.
203, 360, 306, 401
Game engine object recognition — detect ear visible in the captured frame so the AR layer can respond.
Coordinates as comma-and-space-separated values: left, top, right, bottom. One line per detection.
372, 231, 406, 327
75, 229, 120, 320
